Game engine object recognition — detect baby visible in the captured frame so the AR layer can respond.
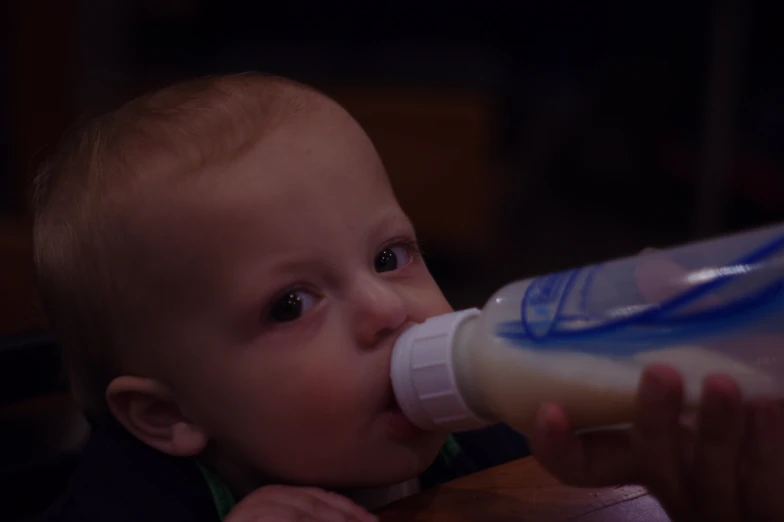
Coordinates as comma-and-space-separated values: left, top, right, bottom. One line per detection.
34, 74, 527, 521
35, 73, 784, 522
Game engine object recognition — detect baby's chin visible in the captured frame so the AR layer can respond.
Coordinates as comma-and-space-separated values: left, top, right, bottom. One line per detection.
356, 434, 449, 487
231, 432, 448, 494
307, 436, 447, 490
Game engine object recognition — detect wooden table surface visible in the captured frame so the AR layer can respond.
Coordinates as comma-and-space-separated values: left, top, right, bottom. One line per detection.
377, 457, 670, 522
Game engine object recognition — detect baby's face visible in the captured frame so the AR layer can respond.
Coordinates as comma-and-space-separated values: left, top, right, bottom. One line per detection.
146, 102, 452, 489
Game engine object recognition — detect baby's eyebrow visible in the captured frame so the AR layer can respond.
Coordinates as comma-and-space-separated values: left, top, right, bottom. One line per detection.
366, 212, 415, 240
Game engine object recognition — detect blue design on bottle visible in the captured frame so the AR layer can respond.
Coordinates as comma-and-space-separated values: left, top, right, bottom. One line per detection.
496, 234, 784, 356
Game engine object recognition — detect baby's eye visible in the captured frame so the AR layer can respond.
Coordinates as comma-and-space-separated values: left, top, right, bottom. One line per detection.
374, 244, 412, 273
269, 290, 318, 323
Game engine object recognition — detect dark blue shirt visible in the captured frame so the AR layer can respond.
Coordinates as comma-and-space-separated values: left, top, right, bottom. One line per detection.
40, 418, 529, 521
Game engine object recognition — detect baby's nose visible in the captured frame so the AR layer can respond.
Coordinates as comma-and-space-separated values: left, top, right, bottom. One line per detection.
352, 277, 408, 348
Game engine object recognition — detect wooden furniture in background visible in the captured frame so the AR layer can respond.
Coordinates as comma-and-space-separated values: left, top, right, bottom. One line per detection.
329, 86, 500, 257
0, 219, 41, 335
9, 0, 78, 211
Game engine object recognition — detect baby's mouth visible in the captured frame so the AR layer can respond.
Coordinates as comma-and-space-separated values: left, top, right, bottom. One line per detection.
380, 385, 430, 440
383, 389, 402, 412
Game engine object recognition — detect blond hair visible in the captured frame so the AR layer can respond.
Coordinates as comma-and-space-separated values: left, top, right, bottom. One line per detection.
31, 73, 317, 416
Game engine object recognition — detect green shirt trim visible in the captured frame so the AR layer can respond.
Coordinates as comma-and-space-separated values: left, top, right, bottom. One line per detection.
439, 434, 463, 466
198, 462, 237, 521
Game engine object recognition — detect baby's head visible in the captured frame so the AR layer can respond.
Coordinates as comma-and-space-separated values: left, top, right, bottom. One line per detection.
32, 73, 452, 493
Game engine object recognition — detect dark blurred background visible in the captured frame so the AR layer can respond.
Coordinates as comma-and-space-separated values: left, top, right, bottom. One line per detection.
3, 0, 784, 519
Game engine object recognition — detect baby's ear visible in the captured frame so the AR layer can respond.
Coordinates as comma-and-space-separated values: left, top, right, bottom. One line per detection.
106, 376, 208, 457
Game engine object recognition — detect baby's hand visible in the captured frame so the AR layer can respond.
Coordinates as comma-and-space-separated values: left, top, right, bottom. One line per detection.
224, 484, 378, 522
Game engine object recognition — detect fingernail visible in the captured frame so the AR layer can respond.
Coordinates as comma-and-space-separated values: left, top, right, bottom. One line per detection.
640, 370, 669, 403
535, 403, 557, 435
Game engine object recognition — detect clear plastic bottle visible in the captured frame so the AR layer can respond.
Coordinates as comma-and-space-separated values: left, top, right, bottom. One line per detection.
391, 222, 784, 434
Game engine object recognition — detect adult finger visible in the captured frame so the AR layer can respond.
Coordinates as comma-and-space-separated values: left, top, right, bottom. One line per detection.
530, 403, 635, 487
632, 364, 687, 514
677, 411, 698, 469
692, 374, 744, 521
529, 403, 584, 484
741, 398, 784, 521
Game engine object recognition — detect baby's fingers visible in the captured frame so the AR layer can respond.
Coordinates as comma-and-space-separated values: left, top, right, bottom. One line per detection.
298, 488, 378, 522
229, 485, 377, 522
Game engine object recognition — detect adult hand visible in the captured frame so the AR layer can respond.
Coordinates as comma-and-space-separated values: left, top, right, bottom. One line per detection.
530, 364, 784, 521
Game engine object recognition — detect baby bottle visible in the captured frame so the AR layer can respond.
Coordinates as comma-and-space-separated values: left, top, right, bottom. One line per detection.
391, 223, 784, 433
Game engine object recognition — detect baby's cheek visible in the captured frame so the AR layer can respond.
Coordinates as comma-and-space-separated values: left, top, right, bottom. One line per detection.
287, 371, 365, 422
409, 284, 452, 320
214, 371, 360, 450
